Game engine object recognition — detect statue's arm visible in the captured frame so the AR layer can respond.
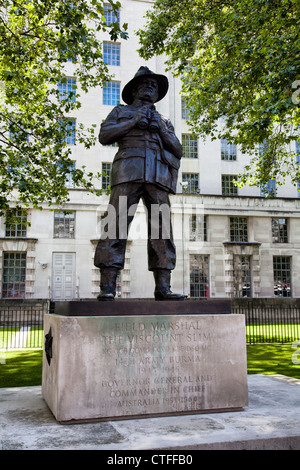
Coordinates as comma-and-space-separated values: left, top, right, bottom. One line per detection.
99, 107, 128, 145
155, 115, 182, 158
99, 105, 148, 145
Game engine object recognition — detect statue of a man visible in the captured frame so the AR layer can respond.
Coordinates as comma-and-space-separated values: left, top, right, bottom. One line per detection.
94, 66, 184, 301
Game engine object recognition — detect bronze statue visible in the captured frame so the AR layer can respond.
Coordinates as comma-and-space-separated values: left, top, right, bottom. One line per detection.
94, 66, 184, 301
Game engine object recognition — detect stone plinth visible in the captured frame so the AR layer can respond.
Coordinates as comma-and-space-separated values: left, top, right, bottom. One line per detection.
42, 301, 248, 423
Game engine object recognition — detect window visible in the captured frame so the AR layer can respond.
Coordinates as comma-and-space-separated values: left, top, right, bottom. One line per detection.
260, 179, 276, 197
2, 252, 26, 298
116, 271, 122, 298
182, 173, 199, 193
222, 175, 238, 196
221, 138, 237, 160
103, 81, 120, 105
57, 160, 76, 188
259, 140, 267, 155
5, 209, 27, 237
272, 218, 288, 243
103, 42, 120, 66
230, 217, 248, 242
296, 141, 300, 162
102, 162, 112, 190
182, 134, 198, 158
189, 215, 207, 242
190, 255, 209, 297
273, 256, 291, 297
104, 3, 120, 25
259, 141, 276, 196
59, 118, 76, 145
66, 161, 76, 188
54, 212, 75, 238
233, 255, 252, 297
181, 97, 190, 120
58, 77, 76, 103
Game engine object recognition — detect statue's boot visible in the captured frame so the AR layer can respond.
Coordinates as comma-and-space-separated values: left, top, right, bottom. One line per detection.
153, 269, 184, 301
97, 267, 118, 301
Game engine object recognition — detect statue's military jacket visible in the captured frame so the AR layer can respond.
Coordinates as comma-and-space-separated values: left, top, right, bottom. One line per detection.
99, 104, 182, 194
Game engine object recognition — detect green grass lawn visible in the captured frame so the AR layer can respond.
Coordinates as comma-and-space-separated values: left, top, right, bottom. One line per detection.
0, 350, 43, 388
247, 343, 300, 379
0, 343, 299, 388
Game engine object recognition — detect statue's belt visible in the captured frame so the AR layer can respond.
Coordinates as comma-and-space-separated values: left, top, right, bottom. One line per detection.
118, 140, 161, 151
118, 140, 180, 170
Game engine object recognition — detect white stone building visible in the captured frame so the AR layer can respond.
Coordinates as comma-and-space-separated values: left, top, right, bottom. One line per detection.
1, 0, 300, 301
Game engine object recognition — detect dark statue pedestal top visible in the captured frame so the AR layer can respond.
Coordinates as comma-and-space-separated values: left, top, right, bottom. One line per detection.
52, 299, 232, 317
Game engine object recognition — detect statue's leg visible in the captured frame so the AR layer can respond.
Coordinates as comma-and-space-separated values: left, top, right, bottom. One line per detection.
142, 184, 184, 301
94, 183, 142, 300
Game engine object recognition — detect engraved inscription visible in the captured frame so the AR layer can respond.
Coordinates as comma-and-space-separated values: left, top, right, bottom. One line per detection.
100, 316, 217, 415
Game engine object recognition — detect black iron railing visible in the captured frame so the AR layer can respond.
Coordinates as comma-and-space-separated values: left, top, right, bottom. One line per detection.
232, 301, 300, 344
0, 300, 48, 349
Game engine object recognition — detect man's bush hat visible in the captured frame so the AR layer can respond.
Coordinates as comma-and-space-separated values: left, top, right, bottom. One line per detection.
122, 66, 169, 105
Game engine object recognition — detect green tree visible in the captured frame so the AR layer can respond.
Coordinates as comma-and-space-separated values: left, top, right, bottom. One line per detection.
0, 0, 128, 214
138, 0, 300, 193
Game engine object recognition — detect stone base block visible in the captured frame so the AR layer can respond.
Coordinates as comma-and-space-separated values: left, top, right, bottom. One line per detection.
42, 305, 248, 423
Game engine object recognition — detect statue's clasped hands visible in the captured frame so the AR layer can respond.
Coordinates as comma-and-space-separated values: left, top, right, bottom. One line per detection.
134, 105, 161, 132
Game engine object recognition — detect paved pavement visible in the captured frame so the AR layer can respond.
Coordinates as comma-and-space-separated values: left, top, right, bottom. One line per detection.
1, 374, 300, 450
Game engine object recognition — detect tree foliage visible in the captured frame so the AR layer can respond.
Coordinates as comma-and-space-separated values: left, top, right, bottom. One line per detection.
0, 0, 128, 214
138, 0, 300, 191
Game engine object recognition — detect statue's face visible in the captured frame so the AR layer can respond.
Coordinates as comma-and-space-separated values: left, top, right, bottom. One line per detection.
132, 77, 159, 103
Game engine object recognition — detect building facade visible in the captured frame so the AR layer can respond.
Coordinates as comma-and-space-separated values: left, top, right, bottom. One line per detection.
1, 0, 300, 301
